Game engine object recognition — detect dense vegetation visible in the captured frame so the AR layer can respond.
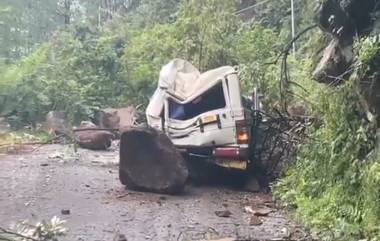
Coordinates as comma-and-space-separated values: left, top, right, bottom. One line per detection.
2, 1, 380, 240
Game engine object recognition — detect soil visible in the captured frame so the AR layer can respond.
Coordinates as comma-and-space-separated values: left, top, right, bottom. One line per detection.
0, 144, 313, 241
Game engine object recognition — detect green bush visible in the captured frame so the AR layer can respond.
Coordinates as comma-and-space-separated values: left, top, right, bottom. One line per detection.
275, 36, 380, 241
0, 26, 129, 125
233, 24, 281, 106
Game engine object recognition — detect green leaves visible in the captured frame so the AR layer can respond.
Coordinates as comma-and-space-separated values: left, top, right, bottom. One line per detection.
275, 80, 380, 240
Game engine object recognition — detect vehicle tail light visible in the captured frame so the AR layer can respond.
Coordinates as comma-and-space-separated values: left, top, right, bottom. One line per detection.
236, 120, 249, 144
213, 148, 240, 158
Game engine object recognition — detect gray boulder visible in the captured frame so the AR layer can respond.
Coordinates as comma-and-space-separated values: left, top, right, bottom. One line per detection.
119, 126, 189, 194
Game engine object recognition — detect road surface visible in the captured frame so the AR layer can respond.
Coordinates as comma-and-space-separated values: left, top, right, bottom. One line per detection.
0, 144, 312, 241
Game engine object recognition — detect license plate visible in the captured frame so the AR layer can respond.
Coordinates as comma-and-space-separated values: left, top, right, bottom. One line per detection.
215, 160, 248, 170
202, 115, 218, 124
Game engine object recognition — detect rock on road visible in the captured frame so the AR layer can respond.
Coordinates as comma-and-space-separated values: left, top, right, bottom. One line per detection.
0, 145, 310, 241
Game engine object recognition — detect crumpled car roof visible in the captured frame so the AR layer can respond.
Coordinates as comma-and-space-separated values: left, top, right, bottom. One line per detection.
146, 59, 236, 125
158, 58, 235, 100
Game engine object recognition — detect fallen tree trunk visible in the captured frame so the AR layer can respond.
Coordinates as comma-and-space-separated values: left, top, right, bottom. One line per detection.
119, 126, 189, 194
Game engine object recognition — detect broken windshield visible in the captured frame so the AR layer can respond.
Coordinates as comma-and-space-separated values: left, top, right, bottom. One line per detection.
168, 83, 226, 120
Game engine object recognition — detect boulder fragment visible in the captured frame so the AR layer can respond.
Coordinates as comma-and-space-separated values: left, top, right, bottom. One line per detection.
75, 121, 114, 150
46, 111, 70, 136
215, 210, 232, 218
249, 215, 263, 226
253, 208, 273, 217
119, 126, 188, 194
61, 209, 70, 215
312, 40, 353, 85
95, 106, 137, 131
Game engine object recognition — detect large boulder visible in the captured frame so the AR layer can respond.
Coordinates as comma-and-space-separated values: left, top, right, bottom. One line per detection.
312, 40, 353, 85
314, 0, 380, 85
119, 126, 189, 194
317, 0, 376, 41
75, 121, 114, 150
314, 0, 380, 117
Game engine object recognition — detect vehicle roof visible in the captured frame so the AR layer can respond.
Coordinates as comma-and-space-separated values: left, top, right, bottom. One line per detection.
159, 59, 236, 101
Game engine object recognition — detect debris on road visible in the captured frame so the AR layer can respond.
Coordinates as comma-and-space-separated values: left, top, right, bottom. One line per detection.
114, 233, 128, 241
215, 210, 232, 218
253, 208, 273, 217
244, 206, 273, 217
61, 209, 70, 215
250, 215, 263, 226
46, 111, 71, 136
75, 121, 114, 150
119, 126, 189, 194
95, 106, 138, 137
244, 206, 255, 214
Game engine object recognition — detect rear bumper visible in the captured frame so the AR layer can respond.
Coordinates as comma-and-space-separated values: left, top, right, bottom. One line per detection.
212, 146, 250, 159
180, 145, 250, 171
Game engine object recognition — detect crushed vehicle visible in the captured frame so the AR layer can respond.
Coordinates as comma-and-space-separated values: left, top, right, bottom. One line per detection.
146, 59, 260, 171
118, 59, 261, 193
118, 59, 307, 194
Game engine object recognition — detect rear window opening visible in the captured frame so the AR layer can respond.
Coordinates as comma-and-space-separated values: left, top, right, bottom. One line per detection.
168, 83, 226, 120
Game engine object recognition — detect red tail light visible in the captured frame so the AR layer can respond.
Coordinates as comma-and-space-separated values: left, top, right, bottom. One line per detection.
213, 147, 250, 159
214, 148, 240, 158
236, 120, 249, 144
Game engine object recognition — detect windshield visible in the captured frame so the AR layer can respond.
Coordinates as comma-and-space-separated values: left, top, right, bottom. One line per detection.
168, 82, 226, 120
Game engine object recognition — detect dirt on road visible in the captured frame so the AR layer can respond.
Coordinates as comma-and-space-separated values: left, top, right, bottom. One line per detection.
0, 144, 311, 241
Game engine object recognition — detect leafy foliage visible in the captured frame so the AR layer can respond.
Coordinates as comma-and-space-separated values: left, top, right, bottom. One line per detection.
275, 36, 380, 241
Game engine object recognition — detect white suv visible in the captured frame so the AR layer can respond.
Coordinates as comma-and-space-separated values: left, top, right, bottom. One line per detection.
146, 59, 257, 171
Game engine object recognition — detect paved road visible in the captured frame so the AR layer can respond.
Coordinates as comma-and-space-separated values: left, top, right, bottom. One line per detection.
0, 145, 310, 241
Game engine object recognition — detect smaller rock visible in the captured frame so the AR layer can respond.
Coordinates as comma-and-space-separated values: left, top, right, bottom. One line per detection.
61, 209, 70, 215
40, 163, 49, 167
264, 201, 276, 208
215, 210, 232, 218
75, 121, 114, 150
115, 234, 127, 241
244, 206, 254, 214
45, 111, 70, 136
249, 216, 263, 226
253, 208, 273, 217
